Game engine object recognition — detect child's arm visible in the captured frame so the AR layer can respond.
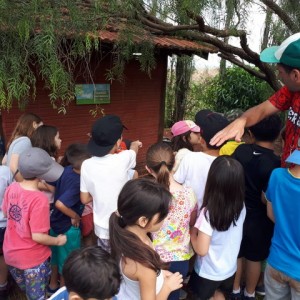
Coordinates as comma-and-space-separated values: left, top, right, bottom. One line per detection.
55, 200, 81, 227
267, 201, 275, 223
32, 232, 67, 246
137, 263, 182, 300
190, 227, 211, 256
80, 191, 92, 204
189, 207, 198, 227
130, 140, 142, 154
38, 181, 55, 193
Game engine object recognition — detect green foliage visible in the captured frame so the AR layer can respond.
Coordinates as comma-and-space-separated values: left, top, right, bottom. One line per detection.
0, 0, 158, 112
184, 66, 273, 120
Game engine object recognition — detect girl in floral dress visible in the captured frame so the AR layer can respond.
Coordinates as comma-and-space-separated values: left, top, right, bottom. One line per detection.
146, 142, 198, 300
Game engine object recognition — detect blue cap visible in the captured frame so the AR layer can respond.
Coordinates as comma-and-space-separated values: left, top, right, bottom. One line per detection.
286, 149, 300, 165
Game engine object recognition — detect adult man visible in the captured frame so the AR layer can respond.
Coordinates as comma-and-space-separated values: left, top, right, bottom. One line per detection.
211, 32, 300, 166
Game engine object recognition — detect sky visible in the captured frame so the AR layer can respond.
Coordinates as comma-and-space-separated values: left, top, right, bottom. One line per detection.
195, 5, 267, 70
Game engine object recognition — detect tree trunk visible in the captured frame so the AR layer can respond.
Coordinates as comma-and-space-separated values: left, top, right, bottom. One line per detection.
172, 55, 194, 122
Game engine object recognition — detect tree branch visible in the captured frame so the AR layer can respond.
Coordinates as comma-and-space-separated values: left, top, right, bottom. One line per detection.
260, 0, 298, 33
219, 53, 266, 80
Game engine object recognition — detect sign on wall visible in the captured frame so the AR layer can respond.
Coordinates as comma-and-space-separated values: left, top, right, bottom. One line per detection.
75, 84, 110, 105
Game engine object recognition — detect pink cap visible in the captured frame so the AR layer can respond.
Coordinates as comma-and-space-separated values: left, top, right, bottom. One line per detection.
171, 120, 201, 137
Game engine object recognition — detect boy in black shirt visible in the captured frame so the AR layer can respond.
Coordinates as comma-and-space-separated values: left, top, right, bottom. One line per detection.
231, 115, 282, 300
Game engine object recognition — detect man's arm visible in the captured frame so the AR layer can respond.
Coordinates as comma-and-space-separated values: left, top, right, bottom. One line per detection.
210, 100, 280, 147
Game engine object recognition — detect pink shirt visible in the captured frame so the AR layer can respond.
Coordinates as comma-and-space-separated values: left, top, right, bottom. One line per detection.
2, 182, 51, 269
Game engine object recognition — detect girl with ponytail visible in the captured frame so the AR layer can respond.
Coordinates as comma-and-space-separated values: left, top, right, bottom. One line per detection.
109, 178, 183, 300
146, 142, 197, 300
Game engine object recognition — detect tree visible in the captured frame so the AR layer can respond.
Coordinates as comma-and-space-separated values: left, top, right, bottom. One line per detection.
0, 0, 297, 111
128, 0, 298, 90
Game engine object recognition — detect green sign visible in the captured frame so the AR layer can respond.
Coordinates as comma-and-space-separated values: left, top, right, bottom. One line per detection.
75, 84, 110, 104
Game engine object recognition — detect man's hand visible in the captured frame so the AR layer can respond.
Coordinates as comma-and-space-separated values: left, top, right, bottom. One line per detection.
210, 117, 247, 147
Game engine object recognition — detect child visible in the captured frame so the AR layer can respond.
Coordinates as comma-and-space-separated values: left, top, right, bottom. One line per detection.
49, 246, 121, 300
48, 143, 90, 292
0, 165, 12, 297
190, 156, 246, 300
263, 149, 300, 300
2, 113, 43, 181
231, 115, 281, 300
2, 147, 66, 300
109, 178, 183, 299
31, 125, 62, 161
80, 115, 142, 252
171, 120, 201, 152
174, 109, 229, 207
31, 125, 62, 207
146, 142, 197, 300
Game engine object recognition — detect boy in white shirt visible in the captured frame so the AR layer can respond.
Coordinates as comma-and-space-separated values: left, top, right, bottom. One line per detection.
80, 115, 142, 251
174, 109, 229, 208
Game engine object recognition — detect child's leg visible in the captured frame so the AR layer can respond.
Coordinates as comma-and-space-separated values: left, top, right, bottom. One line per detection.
244, 260, 261, 295
8, 266, 26, 293
49, 265, 59, 291
232, 258, 243, 292
210, 290, 226, 300
49, 229, 60, 292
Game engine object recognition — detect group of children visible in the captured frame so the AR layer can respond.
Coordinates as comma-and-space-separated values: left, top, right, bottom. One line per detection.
0, 109, 298, 300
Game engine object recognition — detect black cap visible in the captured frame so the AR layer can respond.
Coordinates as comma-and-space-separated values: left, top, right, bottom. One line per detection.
88, 115, 124, 157
195, 109, 229, 145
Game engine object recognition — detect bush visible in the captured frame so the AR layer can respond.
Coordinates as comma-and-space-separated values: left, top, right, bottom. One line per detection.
184, 66, 274, 119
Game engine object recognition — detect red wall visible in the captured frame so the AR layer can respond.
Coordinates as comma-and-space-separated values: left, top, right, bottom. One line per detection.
1, 54, 168, 172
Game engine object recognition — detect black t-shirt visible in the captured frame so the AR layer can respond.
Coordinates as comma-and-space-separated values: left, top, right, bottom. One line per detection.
232, 143, 280, 218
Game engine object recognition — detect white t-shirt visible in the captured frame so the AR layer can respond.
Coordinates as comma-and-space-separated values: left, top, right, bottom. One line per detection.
194, 206, 246, 281
174, 151, 216, 208
80, 150, 136, 239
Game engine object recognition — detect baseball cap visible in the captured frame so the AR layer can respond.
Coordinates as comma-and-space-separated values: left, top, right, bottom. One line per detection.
195, 109, 229, 145
260, 33, 300, 68
88, 115, 124, 157
18, 147, 64, 181
286, 149, 300, 165
171, 120, 200, 137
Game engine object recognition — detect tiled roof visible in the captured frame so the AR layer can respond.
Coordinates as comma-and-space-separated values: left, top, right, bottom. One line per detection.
97, 30, 217, 55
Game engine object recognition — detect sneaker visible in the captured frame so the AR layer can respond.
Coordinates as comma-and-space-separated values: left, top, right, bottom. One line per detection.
230, 292, 242, 300
255, 284, 265, 296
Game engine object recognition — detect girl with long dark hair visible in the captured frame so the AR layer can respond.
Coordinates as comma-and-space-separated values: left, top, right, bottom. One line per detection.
31, 125, 62, 161
189, 156, 246, 300
109, 178, 183, 299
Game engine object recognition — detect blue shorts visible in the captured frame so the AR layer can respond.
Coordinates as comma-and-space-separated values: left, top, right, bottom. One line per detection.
50, 226, 81, 274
